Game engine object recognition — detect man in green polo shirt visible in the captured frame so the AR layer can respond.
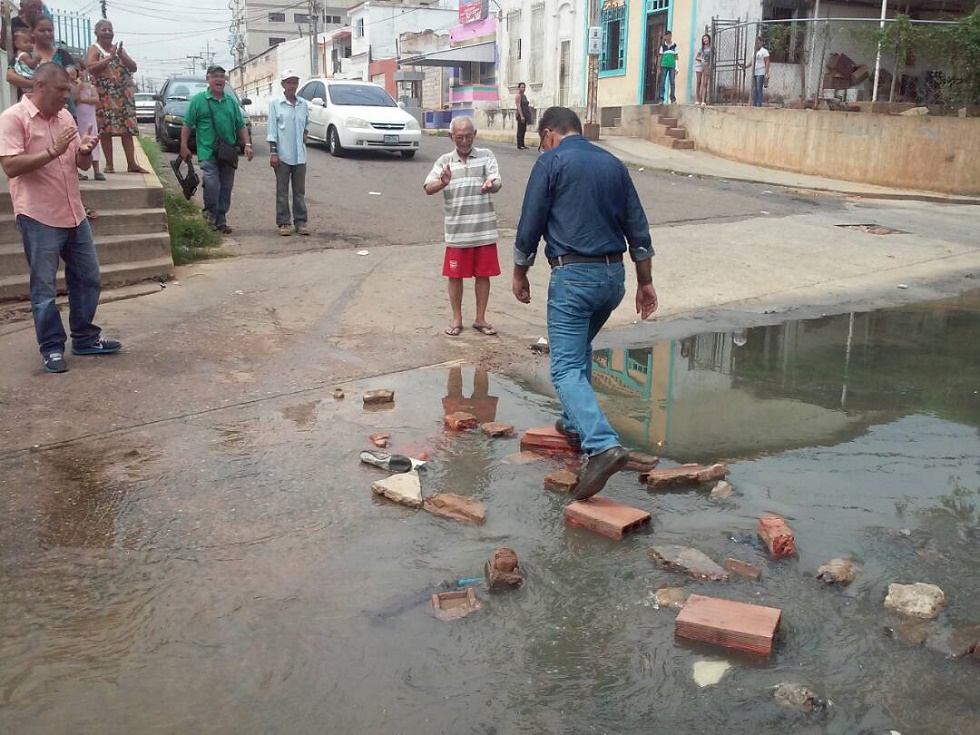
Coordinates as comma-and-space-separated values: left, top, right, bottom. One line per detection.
180, 65, 253, 234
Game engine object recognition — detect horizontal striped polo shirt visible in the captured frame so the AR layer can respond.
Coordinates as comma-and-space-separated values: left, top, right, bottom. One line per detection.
425, 146, 501, 248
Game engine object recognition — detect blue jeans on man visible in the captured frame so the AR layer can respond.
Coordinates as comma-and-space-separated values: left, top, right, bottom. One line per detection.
753, 75, 766, 106
547, 261, 626, 456
659, 67, 677, 104
274, 162, 308, 227
18, 215, 102, 355
200, 158, 236, 227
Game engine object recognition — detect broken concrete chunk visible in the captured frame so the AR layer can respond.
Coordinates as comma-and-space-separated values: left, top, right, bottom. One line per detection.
371, 470, 423, 508
431, 587, 482, 621
544, 469, 579, 494
363, 389, 395, 405
423, 493, 486, 524
480, 421, 515, 438
624, 451, 659, 473
710, 480, 733, 500
724, 557, 761, 581
758, 515, 796, 558
693, 660, 732, 688
648, 544, 728, 581
816, 558, 858, 585
369, 432, 390, 449
884, 582, 946, 619
485, 547, 523, 590
654, 587, 689, 610
773, 683, 828, 711
444, 411, 478, 431
644, 463, 728, 489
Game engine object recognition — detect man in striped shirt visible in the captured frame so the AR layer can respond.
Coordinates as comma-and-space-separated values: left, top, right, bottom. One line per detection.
424, 116, 502, 336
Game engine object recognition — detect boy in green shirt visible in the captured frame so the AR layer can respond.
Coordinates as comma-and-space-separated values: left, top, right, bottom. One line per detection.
658, 31, 678, 104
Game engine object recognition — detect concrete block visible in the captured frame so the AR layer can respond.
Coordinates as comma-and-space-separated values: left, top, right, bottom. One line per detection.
725, 557, 762, 581
480, 421, 515, 438
363, 389, 395, 405
671, 139, 695, 150
758, 515, 796, 558
431, 587, 482, 621
884, 582, 946, 619
444, 411, 478, 430
564, 497, 651, 540
675, 594, 782, 657
519, 425, 578, 457
648, 544, 728, 580
485, 547, 523, 590
666, 126, 687, 139
371, 471, 423, 508
423, 493, 486, 524
544, 469, 579, 494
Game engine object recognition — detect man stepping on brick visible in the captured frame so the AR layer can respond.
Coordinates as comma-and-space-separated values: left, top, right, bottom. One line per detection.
513, 107, 658, 500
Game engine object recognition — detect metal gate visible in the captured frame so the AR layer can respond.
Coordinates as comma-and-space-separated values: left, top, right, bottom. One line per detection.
711, 17, 749, 105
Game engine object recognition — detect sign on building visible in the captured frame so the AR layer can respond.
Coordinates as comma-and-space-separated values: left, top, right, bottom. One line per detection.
587, 26, 602, 56
458, 0, 485, 24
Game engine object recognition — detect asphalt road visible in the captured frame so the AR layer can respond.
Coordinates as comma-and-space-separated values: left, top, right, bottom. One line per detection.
150, 123, 841, 258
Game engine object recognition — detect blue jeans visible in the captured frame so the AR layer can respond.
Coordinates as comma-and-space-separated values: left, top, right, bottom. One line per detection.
659, 67, 676, 103
547, 261, 626, 456
753, 75, 765, 106
18, 215, 101, 355
200, 158, 236, 227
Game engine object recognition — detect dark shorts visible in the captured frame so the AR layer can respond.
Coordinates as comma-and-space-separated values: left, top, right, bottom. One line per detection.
442, 243, 501, 278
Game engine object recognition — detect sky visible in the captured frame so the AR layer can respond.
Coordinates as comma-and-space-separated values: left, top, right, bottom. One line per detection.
50, 0, 239, 91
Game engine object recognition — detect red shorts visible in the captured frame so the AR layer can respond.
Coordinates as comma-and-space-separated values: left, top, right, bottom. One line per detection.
442, 244, 501, 278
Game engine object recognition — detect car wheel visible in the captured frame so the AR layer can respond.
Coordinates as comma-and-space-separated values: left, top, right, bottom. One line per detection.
400, 151, 416, 159
328, 126, 344, 157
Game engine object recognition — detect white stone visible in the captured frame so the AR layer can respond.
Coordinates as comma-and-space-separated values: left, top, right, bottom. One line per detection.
371, 471, 423, 508
692, 660, 731, 687
710, 480, 733, 500
884, 582, 946, 619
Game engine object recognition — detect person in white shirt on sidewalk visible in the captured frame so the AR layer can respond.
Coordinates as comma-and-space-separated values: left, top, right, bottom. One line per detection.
267, 69, 311, 236
752, 38, 770, 107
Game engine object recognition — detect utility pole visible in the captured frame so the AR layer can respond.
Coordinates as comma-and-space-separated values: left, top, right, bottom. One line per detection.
309, 0, 321, 76
584, 0, 600, 139
100, 0, 107, 19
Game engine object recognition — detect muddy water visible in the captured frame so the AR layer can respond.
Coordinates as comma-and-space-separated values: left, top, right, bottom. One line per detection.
1, 293, 978, 734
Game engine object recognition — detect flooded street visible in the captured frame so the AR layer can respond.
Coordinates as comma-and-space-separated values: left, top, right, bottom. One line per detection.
2, 292, 978, 734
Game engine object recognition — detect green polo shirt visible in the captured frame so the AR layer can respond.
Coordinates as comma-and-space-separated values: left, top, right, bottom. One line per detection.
183, 90, 245, 162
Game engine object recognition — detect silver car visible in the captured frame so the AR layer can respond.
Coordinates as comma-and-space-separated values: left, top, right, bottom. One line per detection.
135, 92, 155, 123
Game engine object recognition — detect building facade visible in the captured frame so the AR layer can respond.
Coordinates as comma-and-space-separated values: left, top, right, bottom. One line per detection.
242, 0, 354, 57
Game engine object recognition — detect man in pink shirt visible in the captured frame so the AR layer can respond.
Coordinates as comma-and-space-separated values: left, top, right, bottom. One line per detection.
0, 63, 121, 373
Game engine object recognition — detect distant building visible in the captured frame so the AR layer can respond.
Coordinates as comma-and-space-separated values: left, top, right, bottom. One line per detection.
242, 0, 353, 57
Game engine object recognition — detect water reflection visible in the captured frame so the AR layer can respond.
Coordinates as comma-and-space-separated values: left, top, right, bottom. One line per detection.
593, 292, 980, 462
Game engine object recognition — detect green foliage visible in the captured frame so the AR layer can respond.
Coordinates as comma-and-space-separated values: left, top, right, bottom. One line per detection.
138, 136, 224, 265
943, 8, 980, 105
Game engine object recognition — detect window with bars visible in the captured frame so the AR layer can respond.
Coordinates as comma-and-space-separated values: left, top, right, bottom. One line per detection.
294, 13, 312, 23
529, 4, 544, 84
268, 12, 285, 22
600, 1, 627, 73
506, 11, 522, 85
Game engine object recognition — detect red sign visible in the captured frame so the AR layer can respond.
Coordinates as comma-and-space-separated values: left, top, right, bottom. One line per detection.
459, 0, 482, 24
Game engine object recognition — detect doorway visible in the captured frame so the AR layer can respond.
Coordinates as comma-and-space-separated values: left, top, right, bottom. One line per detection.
642, 12, 667, 104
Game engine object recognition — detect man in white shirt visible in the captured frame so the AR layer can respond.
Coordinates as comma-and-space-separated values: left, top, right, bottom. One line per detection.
752, 38, 770, 107
267, 69, 311, 236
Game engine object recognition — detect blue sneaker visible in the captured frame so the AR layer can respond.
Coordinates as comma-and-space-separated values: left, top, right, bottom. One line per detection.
43, 352, 68, 373
72, 337, 122, 356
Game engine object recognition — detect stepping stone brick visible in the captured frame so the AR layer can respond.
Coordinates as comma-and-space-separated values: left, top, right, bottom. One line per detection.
675, 594, 782, 657
431, 587, 482, 621
481, 421, 515, 438
564, 497, 651, 540
725, 557, 762, 581
519, 426, 578, 457
444, 411, 478, 430
625, 451, 660, 472
643, 463, 728, 489
758, 515, 796, 558
423, 493, 486, 524
485, 547, 523, 590
544, 469, 579, 494
371, 471, 423, 508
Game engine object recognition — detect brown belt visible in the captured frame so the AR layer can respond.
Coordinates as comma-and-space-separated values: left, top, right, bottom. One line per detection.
547, 253, 624, 268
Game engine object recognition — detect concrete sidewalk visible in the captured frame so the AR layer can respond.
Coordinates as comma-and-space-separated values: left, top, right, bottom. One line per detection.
431, 129, 980, 205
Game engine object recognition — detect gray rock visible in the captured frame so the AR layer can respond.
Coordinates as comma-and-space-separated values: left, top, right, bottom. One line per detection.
653, 587, 689, 610
709, 480, 733, 500
371, 471, 423, 508
816, 558, 858, 585
773, 683, 829, 711
648, 544, 729, 581
884, 582, 946, 619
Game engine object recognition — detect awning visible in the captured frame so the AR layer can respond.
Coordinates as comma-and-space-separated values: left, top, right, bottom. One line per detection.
399, 41, 495, 68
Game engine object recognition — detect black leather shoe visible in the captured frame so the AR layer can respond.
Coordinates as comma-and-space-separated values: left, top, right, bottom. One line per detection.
554, 419, 582, 450
574, 446, 628, 500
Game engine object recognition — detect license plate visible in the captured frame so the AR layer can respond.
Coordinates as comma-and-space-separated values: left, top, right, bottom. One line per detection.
383, 134, 399, 144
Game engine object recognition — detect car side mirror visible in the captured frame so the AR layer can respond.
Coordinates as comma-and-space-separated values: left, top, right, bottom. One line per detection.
240, 98, 252, 106
397, 100, 405, 109
311, 97, 325, 107
152, 94, 162, 101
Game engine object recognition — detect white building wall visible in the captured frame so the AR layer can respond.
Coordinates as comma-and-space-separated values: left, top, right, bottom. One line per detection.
348, 1, 458, 81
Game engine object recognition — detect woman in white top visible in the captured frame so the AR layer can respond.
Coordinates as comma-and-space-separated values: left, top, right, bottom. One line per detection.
694, 34, 712, 105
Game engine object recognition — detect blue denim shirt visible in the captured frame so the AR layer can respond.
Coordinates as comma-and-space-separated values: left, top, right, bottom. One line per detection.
266, 95, 311, 166
514, 135, 653, 267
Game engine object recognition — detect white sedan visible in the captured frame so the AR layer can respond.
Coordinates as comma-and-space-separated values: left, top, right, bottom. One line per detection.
298, 79, 421, 159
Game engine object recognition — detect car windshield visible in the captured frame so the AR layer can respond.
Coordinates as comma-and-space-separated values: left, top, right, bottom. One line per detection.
328, 84, 396, 107
136, 93, 154, 101
166, 82, 242, 105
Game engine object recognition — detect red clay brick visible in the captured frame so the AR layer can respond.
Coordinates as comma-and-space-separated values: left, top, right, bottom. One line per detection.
480, 421, 515, 438
564, 497, 651, 540
544, 469, 579, 494
444, 411, 479, 431
758, 515, 796, 558
675, 594, 782, 656
485, 547, 523, 590
363, 389, 395, 405
625, 451, 660, 472
368, 432, 390, 448
724, 557, 762, 581
519, 426, 578, 457
644, 463, 728, 489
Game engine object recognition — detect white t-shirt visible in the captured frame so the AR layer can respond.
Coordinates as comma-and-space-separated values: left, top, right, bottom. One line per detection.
754, 47, 770, 76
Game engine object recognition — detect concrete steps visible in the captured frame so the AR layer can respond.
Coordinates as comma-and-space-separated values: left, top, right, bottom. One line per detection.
649, 112, 695, 150
0, 138, 174, 301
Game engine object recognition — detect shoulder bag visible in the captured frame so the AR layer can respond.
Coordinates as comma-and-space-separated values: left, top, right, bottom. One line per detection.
206, 98, 239, 168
